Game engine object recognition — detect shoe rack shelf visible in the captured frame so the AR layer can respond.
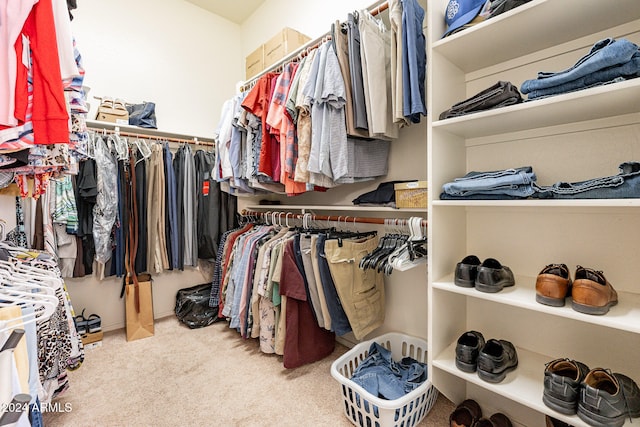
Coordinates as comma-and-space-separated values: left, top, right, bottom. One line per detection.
432, 341, 589, 427
433, 277, 640, 334
427, 0, 640, 425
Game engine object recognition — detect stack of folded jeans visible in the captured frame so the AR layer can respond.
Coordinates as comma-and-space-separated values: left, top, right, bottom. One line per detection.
350, 342, 428, 400
439, 81, 523, 120
533, 161, 640, 199
440, 166, 537, 200
521, 38, 640, 101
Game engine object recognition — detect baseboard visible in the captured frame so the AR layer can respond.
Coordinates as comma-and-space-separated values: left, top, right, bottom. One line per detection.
102, 310, 177, 333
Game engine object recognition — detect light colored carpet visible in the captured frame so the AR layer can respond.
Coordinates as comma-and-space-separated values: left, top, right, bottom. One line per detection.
43, 316, 454, 426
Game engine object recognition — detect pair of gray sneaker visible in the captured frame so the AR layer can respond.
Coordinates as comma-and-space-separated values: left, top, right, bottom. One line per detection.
543, 358, 640, 427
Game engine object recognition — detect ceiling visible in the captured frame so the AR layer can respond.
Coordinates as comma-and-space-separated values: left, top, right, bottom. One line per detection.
184, 0, 265, 24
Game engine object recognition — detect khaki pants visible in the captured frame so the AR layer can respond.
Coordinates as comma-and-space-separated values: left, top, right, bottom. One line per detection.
323, 236, 385, 340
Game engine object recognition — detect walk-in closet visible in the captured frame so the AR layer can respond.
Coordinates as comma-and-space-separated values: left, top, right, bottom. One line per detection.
1, 0, 639, 426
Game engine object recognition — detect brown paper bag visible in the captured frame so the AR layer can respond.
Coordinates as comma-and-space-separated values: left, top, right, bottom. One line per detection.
125, 273, 154, 341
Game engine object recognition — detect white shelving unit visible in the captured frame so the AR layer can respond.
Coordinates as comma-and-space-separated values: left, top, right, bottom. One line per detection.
427, 0, 640, 426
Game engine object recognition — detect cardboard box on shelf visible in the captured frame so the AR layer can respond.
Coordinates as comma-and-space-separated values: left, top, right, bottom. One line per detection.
245, 44, 265, 79
263, 28, 310, 69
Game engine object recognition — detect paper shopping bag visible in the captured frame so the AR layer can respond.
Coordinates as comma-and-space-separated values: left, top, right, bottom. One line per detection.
125, 273, 155, 341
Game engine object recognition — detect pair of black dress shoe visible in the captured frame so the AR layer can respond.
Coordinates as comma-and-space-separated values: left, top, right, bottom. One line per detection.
544, 358, 640, 427
455, 255, 516, 293
456, 330, 518, 384
449, 399, 513, 427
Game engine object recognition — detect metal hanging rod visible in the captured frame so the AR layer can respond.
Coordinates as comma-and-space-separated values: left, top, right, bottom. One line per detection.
241, 209, 427, 227
86, 125, 215, 147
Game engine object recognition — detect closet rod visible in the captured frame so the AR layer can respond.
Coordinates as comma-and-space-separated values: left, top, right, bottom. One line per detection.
241, 0, 389, 91
86, 126, 215, 147
241, 209, 426, 226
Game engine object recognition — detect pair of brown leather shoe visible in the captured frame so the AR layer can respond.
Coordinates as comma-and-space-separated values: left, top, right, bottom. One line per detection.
535, 264, 618, 315
449, 399, 513, 427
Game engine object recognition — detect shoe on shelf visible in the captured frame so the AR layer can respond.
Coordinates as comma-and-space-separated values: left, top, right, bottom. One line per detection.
545, 415, 574, 427
536, 263, 572, 307
113, 98, 127, 111
475, 258, 515, 293
449, 398, 482, 427
455, 255, 481, 288
474, 413, 513, 427
73, 308, 88, 336
455, 330, 485, 373
543, 358, 590, 415
477, 339, 518, 384
86, 313, 102, 334
571, 266, 618, 315
578, 368, 640, 427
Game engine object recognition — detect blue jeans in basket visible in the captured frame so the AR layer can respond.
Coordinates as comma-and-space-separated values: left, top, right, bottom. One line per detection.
351, 342, 427, 400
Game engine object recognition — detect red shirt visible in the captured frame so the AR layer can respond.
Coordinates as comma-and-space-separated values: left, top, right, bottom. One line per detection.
18, 0, 69, 144
279, 238, 335, 368
242, 72, 280, 180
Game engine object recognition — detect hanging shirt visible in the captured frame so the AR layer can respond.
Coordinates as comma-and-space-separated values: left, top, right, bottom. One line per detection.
294, 49, 318, 184
266, 62, 307, 196
0, 0, 38, 127
280, 238, 335, 369
242, 72, 280, 180
51, 0, 80, 83
401, 0, 427, 122
214, 98, 234, 181
17, 0, 70, 144
389, 0, 410, 126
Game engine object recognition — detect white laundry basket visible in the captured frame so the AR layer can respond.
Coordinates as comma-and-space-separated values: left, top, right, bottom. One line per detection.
330, 332, 439, 427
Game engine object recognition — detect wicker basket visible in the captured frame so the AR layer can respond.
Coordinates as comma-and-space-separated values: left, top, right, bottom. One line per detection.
330, 332, 439, 427
394, 181, 427, 209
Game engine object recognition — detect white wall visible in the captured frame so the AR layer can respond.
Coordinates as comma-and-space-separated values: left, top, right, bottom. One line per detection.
241, 0, 378, 55
47, 0, 244, 332
72, 0, 243, 137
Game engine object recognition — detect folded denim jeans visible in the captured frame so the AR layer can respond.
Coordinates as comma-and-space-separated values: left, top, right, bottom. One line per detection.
533, 161, 640, 199
521, 38, 639, 93
439, 81, 523, 120
526, 53, 640, 99
440, 190, 532, 200
442, 166, 537, 198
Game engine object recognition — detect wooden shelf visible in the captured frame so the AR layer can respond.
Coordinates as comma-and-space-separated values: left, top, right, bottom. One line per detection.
432, 79, 640, 139
433, 199, 640, 208
85, 119, 214, 143
428, 2, 640, 422
432, 0, 640, 74
433, 276, 640, 334
433, 342, 594, 427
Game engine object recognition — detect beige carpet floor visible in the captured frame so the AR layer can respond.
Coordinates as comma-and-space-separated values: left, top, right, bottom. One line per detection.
42, 316, 454, 426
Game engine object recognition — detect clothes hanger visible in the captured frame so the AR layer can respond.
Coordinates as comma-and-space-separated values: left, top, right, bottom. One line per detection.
0, 285, 58, 333
386, 217, 428, 273
133, 137, 151, 164
0, 271, 56, 297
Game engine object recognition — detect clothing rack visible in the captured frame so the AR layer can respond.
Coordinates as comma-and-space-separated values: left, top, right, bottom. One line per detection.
241, 209, 427, 227
240, 0, 389, 91
85, 120, 215, 147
